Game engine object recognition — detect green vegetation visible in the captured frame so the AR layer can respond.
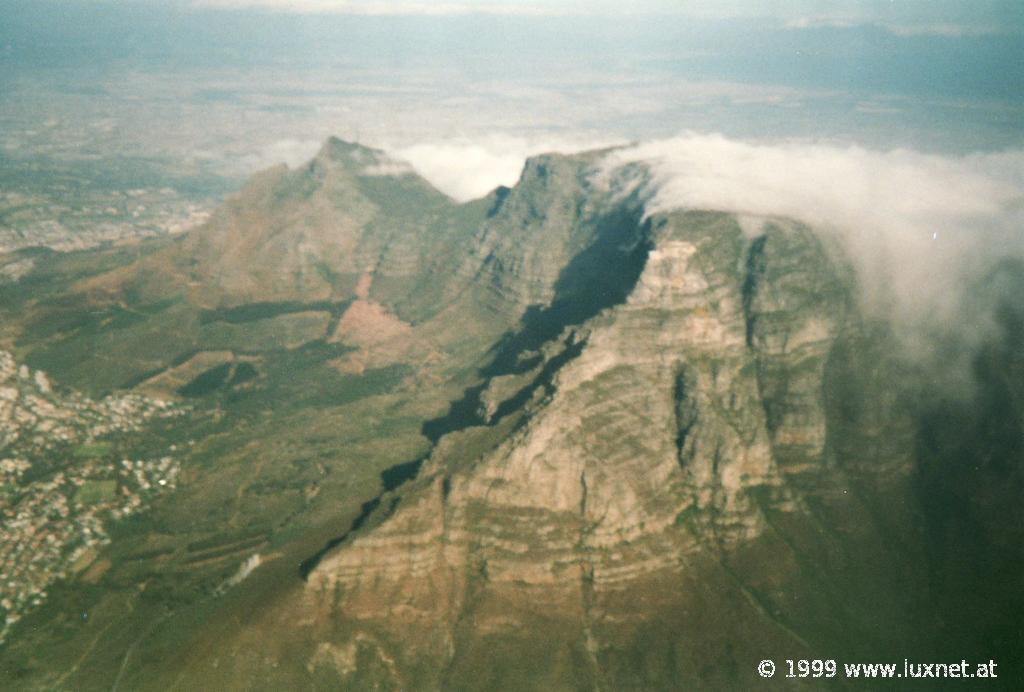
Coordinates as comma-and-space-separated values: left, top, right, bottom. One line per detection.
21, 301, 199, 394
72, 442, 113, 459
0, 239, 172, 318
224, 344, 409, 413
75, 480, 117, 505
177, 363, 233, 397
673, 506, 698, 528
228, 362, 258, 385
198, 300, 348, 325
198, 311, 333, 352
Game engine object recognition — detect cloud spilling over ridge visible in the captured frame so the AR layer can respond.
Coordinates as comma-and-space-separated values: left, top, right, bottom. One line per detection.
392, 139, 530, 200
602, 133, 1024, 338
388, 132, 1024, 336
392, 134, 623, 200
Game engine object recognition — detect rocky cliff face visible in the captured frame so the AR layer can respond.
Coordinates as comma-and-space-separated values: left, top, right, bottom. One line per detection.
289, 207, 930, 689
6, 138, 1019, 690
52, 141, 648, 393
148, 137, 459, 308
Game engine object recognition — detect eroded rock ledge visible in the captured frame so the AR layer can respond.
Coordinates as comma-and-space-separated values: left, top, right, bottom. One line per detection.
298, 211, 917, 689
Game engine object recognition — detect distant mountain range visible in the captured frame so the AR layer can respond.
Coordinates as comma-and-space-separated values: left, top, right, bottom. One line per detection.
0, 138, 1020, 690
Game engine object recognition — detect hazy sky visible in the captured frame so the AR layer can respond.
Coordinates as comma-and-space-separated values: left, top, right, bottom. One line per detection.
1, 1, 1020, 348
154, 0, 1024, 32
1, 0, 1021, 198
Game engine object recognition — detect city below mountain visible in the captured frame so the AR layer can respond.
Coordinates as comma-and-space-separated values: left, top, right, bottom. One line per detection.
0, 137, 1020, 690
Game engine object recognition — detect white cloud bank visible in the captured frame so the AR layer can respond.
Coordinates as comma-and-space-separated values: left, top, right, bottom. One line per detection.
391, 134, 623, 200
602, 133, 1024, 339
387, 133, 1023, 334
238, 130, 1021, 352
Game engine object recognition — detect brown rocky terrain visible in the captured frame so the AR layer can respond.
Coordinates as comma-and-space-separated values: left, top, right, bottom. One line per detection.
0, 139, 1020, 690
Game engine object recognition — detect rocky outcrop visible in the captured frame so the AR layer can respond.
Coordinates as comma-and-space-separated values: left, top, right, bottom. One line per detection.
296, 209, 918, 688
58, 141, 649, 394
175, 138, 458, 308
8, 138, 1019, 690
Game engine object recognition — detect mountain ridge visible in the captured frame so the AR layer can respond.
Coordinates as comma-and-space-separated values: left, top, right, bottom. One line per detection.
0, 137, 1020, 690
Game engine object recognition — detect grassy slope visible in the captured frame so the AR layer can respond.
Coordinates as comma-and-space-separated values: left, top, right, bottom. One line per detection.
0, 146, 517, 688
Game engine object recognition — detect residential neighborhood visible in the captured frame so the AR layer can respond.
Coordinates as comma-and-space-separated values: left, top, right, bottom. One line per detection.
0, 350, 186, 642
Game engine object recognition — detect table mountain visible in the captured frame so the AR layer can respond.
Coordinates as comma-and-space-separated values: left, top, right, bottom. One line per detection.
0, 138, 1019, 690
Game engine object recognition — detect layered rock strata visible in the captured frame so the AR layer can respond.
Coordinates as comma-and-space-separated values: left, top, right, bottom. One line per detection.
298, 210, 908, 688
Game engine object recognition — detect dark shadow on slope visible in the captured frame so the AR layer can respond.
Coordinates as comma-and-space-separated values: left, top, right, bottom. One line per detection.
177, 363, 233, 397
423, 205, 653, 443
489, 338, 587, 424
672, 366, 699, 468
298, 497, 381, 580
381, 458, 425, 493
912, 260, 1024, 676
486, 185, 512, 218
298, 200, 652, 580
298, 455, 429, 581
740, 234, 768, 349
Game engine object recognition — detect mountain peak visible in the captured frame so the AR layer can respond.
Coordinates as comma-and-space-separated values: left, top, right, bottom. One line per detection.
310, 136, 428, 185
309, 137, 386, 178
314, 136, 377, 163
